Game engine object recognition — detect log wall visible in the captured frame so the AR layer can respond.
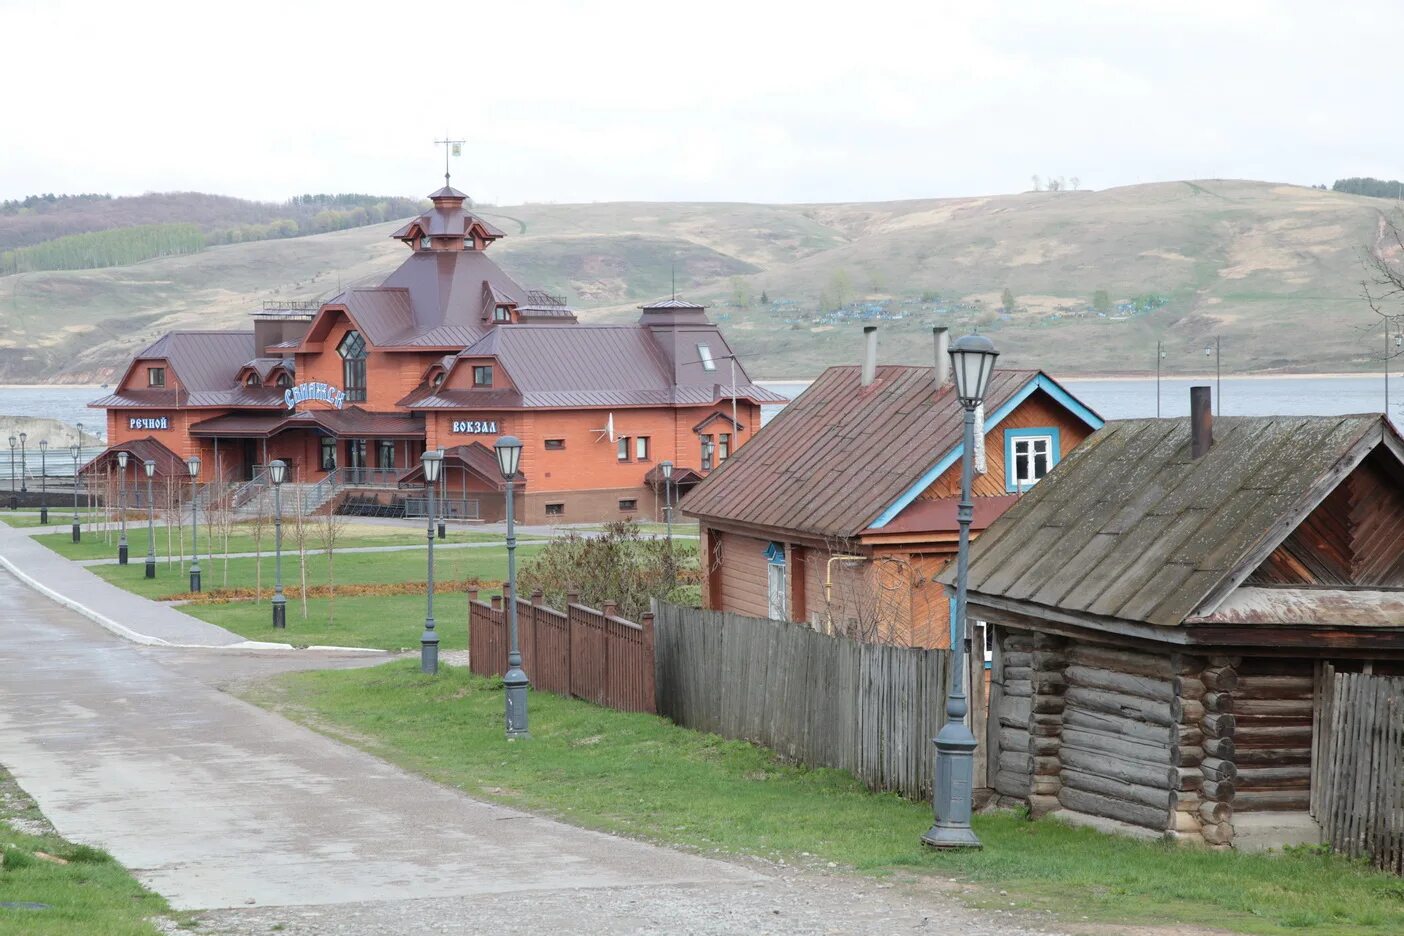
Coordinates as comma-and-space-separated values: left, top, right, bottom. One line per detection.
1234, 657, 1313, 813
990, 629, 1035, 803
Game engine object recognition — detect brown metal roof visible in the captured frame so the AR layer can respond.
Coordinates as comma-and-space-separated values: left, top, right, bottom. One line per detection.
399, 325, 786, 410
189, 407, 424, 439
960, 414, 1398, 628
682, 367, 1047, 540
131, 331, 257, 390
864, 495, 1020, 536
400, 442, 505, 486
81, 437, 186, 477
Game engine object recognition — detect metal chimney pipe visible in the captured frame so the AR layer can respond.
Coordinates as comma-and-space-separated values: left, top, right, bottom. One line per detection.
933, 327, 950, 388
861, 326, 878, 387
1191, 385, 1213, 459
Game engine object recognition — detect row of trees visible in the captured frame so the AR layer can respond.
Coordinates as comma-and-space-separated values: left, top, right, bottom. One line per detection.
1, 193, 112, 215
203, 200, 416, 247
1031, 175, 1081, 192
0, 223, 205, 275
1333, 178, 1404, 199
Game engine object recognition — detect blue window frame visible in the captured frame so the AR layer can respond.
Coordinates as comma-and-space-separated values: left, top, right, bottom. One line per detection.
1004, 426, 1061, 493
765, 541, 787, 620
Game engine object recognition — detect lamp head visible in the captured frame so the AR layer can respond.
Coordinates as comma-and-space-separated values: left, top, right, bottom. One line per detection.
660, 460, 673, 480
186, 455, 201, 479
143, 459, 156, 479
117, 450, 129, 469
69, 443, 80, 459
38, 439, 47, 451
948, 334, 999, 407
421, 448, 444, 483
268, 459, 287, 485
493, 435, 522, 481
7, 436, 14, 449
19, 432, 26, 443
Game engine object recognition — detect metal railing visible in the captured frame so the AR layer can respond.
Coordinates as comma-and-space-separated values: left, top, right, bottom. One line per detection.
402, 495, 480, 520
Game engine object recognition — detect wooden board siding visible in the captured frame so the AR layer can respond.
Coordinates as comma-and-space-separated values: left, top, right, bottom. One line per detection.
921, 389, 1093, 499
717, 531, 772, 619
1248, 452, 1404, 588
1234, 657, 1314, 812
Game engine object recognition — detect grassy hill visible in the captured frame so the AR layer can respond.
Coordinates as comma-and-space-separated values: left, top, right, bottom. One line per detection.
1, 179, 1397, 382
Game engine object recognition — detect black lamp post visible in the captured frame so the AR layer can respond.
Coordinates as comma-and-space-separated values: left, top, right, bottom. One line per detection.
187, 455, 201, 593
38, 440, 47, 524
69, 443, 80, 542
116, 450, 130, 565
421, 449, 443, 674
922, 333, 999, 851
143, 459, 156, 579
18, 432, 27, 494
494, 435, 529, 739
8, 436, 16, 510
437, 466, 447, 540
269, 459, 287, 629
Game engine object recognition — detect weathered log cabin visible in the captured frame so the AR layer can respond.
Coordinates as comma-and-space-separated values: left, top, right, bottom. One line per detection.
958, 387, 1404, 848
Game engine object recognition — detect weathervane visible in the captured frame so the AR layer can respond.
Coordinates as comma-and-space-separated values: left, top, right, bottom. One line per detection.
434, 136, 465, 187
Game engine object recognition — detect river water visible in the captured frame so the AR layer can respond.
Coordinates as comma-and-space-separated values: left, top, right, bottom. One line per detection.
0, 374, 1397, 441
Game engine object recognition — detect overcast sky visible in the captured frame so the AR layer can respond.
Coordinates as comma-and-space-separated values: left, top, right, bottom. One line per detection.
1, 0, 1394, 205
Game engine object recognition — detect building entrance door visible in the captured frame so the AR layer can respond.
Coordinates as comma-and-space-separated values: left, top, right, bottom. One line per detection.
242, 440, 258, 481
346, 438, 368, 483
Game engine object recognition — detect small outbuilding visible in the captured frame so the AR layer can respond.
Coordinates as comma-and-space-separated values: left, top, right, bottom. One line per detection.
959, 388, 1404, 847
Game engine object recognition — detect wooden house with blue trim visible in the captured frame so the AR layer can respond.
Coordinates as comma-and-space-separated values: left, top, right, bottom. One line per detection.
684, 332, 1103, 648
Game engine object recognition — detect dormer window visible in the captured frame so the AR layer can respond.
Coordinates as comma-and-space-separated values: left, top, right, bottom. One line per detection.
493, 305, 512, 323
431, 372, 445, 389
147, 366, 165, 387
276, 372, 293, 389
697, 344, 716, 371
419, 236, 431, 250
246, 373, 261, 387
473, 365, 493, 388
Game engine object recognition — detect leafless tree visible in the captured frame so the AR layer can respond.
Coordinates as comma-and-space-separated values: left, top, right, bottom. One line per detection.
248, 487, 270, 602
1363, 213, 1404, 408
290, 466, 312, 619
315, 501, 350, 624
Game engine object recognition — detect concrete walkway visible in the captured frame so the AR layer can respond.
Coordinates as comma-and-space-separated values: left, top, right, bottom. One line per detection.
0, 519, 253, 647
0, 571, 1056, 935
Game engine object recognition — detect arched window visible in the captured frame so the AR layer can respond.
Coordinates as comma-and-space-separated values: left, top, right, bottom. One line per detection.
337, 330, 367, 402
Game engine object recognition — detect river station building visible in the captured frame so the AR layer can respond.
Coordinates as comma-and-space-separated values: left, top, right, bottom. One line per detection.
88, 184, 784, 523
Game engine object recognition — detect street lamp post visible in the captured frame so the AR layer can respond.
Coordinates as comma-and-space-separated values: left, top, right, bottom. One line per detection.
494, 435, 530, 739
143, 459, 157, 579
116, 450, 130, 565
421, 449, 444, 674
69, 443, 80, 542
187, 456, 201, 593
660, 460, 674, 541
269, 459, 287, 629
437, 467, 446, 540
922, 333, 999, 851
8, 436, 16, 510
18, 432, 27, 494
38, 440, 47, 524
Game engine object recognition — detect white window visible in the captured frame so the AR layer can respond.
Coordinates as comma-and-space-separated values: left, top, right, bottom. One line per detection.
617, 436, 630, 461
718, 432, 730, 461
635, 436, 650, 461
1011, 435, 1053, 489
697, 344, 716, 371
765, 542, 787, 621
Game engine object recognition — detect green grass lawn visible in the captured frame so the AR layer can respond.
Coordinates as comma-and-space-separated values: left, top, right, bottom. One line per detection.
193, 592, 487, 650
251, 660, 1404, 936
0, 767, 186, 935
0, 510, 105, 529
33, 521, 512, 561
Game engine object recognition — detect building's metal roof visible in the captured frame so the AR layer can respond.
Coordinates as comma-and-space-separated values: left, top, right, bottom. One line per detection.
81, 437, 187, 477
188, 407, 424, 439
400, 442, 505, 486
960, 414, 1397, 628
683, 366, 1050, 540
1187, 586, 1404, 628
862, 495, 1020, 537
640, 297, 707, 310
130, 331, 257, 390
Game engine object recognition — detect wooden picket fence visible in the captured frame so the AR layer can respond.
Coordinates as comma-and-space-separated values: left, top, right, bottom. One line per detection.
1313, 665, 1404, 874
468, 589, 656, 713
653, 603, 950, 801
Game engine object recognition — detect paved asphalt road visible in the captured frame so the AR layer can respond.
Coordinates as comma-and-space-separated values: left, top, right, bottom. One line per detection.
0, 570, 1062, 935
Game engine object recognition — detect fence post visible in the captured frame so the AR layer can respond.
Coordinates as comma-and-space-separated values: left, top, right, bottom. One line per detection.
641, 611, 657, 714
603, 600, 618, 618
468, 587, 479, 602
490, 594, 502, 611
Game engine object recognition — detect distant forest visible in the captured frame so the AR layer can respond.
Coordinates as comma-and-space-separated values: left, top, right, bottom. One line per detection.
0, 191, 424, 274
1332, 178, 1404, 199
